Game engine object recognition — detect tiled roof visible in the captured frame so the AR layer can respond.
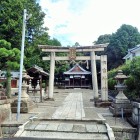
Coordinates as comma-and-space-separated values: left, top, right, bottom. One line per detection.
64, 64, 91, 75
27, 65, 49, 76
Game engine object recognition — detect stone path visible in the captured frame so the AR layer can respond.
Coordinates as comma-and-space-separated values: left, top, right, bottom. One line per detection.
52, 93, 85, 120
14, 91, 113, 140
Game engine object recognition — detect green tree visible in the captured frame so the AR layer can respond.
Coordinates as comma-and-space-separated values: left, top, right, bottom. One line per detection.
95, 24, 140, 70
129, 57, 140, 97
74, 42, 80, 47
94, 34, 111, 44
0, 40, 20, 98
107, 24, 140, 69
0, 0, 46, 49
0, 0, 63, 72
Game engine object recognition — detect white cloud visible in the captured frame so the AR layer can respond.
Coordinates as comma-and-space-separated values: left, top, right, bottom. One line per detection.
39, 0, 140, 46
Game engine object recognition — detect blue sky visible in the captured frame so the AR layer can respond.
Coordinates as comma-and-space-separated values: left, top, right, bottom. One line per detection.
39, 0, 140, 46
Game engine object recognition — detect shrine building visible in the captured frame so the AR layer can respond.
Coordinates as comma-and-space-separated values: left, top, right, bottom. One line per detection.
64, 64, 91, 88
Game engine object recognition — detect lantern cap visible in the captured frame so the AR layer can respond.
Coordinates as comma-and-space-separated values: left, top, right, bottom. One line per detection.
114, 70, 128, 80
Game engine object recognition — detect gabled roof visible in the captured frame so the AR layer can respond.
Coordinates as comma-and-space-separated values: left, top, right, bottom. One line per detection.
27, 65, 49, 76
123, 44, 140, 59
123, 53, 131, 59
64, 64, 91, 75
128, 44, 140, 53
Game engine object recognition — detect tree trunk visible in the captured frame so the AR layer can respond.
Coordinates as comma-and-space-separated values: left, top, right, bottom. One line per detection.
6, 68, 11, 98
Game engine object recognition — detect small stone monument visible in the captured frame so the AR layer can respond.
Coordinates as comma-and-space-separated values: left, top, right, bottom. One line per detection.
11, 69, 36, 113
28, 79, 33, 90
109, 70, 132, 116
0, 84, 11, 126
36, 80, 40, 90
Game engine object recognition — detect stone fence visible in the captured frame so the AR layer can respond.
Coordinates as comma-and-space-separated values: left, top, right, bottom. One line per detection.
132, 102, 140, 125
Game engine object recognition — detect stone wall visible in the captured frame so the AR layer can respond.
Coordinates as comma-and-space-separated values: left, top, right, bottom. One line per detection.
132, 102, 140, 124
0, 100, 11, 122
112, 127, 137, 140
1, 125, 19, 137
0, 100, 11, 138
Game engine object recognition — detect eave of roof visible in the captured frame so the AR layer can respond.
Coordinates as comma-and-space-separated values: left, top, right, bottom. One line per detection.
64, 72, 91, 75
64, 64, 91, 75
128, 45, 140, 52
27, 65, 49, 76
123, 53, 131, 59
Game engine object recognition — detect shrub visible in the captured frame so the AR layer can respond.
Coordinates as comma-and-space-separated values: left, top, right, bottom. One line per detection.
42, 83, 46, 88
108, 78, 117, 90
125, 75, 135, 90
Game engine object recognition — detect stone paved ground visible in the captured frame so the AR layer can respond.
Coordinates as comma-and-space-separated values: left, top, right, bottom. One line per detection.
1, 88, 136, 139
14, 89, 110, 139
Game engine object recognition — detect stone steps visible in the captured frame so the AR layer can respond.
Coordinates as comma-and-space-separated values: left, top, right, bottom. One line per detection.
24, 121, 107, 133
20, 131, 109, 140
17, 120, 110, 140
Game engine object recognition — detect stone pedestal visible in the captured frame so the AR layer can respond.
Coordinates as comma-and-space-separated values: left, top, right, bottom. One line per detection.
11, 81, 36, 113
109, 92, 132, 116
11, 98, 35, 113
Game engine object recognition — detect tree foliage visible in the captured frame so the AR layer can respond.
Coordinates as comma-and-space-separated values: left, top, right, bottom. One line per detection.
0, 0, 62, 72
129, 57, 140, 96
0, 0, 45, 49
95, 24, 140, 70
0, 40, 20, 98
108, 57, 140, 100
94, 34, 111, 44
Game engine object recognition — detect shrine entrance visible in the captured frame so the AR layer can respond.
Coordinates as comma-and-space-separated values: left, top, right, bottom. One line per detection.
63, 63, 91, 88
39, 43, 108, 101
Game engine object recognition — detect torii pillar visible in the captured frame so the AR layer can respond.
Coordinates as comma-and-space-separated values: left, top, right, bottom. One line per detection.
90, 51, 98, 99
48, 52, 55, 99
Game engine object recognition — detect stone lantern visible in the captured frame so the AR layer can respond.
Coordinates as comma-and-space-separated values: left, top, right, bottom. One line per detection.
11, 69, 36, 113
109, 70, 132, 116
114, 70, 128, 102
21, 69, 32, 98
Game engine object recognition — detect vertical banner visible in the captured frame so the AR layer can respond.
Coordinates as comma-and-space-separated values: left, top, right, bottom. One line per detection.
101, 55, 108, 101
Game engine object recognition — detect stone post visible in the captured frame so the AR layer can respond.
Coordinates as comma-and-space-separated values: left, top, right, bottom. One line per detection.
48, 52, 55, 99
28, 79, 32, 89
90, 51, 98, 99
36, 80, 40, 90
101, 55, 108, 101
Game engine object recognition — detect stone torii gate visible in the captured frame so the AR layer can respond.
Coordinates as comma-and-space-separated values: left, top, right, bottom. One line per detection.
38, 43, 108, 101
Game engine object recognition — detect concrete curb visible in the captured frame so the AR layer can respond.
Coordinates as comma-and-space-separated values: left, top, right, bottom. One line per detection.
14, 121, 29, 137
105, 123, 115, 140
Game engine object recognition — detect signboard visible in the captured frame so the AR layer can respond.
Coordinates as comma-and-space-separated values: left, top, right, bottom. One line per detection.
69, 48, 76, 60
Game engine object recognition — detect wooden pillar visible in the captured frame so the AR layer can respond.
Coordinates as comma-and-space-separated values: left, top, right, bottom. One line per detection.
40, 74, 43, 102
48, 52, 55, 99
90, 51, 98, 99
101, 55, 108, 101
45, 79, 48, 95
81, 75, 82, 87
73, 75, 74, 87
